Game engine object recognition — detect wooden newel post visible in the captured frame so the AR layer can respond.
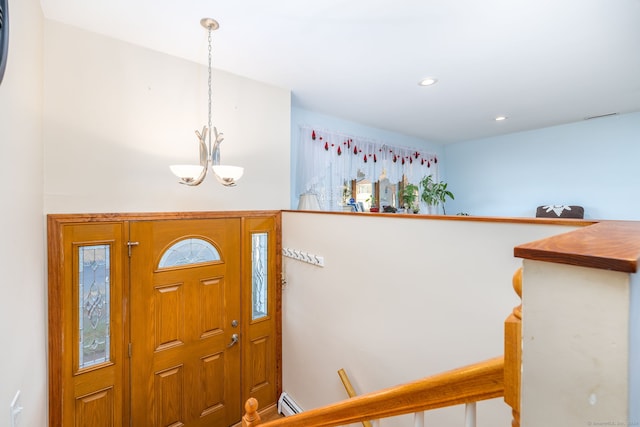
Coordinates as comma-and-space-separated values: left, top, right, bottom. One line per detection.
504, 267, 522, 427
242, 398, 262, 427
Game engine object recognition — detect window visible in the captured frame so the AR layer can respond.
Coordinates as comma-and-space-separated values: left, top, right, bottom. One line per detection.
78, 244, 111, 369
251, 233, 268, 320
158, 238, 220, 268
295, 127, 438, 211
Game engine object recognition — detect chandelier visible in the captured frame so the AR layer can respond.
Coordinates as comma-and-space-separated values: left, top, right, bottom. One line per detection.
170, 18, 244, 187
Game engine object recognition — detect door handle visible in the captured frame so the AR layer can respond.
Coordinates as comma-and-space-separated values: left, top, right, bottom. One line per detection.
227, 333, 239, 348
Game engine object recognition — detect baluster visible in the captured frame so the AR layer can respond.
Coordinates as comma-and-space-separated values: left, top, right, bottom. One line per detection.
241, 397, 261, 427
464, 402, 476, 427
414, 410, 424, 427
504, 267, 522, 427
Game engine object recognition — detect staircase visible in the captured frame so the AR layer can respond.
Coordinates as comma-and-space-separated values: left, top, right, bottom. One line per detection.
243, 219, 639, 426
239, 271, 522, 427
242, 356, 505, 427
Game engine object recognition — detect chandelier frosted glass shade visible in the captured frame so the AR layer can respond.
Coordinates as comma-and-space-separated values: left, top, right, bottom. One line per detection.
170, 163, 243, 187
170, 165, 206, 184
213, 165, 244, 185
170, 126, 243, 187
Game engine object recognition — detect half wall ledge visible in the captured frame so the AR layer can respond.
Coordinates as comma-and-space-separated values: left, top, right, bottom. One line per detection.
514, 220, 640, 273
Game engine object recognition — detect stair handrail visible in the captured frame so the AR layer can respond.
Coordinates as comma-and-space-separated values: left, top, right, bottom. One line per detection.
242, 356, 504, 427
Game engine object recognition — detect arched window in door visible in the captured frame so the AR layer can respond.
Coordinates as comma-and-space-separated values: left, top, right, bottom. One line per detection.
158, 238, 221, 269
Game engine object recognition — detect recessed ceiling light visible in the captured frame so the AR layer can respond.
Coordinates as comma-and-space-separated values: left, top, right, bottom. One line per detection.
495, 115, 508, 121
418, 78, 438, 86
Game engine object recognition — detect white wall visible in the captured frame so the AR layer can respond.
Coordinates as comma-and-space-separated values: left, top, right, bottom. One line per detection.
444, 112, 640, 220
43, 20, 291, 214
281, 212, 579, 426
0, 0, 46, 426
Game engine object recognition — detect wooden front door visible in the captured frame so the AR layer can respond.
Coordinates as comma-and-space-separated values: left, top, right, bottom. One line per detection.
48, 212, 281, 427
130, 218, 242, 427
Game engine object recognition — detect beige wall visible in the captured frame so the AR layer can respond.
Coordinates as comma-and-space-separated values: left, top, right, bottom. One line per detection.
281, 212, 580, 426
43, 20, 291, 213
0, 0, 46, 425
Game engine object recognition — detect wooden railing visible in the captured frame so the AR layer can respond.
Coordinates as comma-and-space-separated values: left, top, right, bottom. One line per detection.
242, 356, 504, 427
242, 267, 525, 427
503, 268, 522, 427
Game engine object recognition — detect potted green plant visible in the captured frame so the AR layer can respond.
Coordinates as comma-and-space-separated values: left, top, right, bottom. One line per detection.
367, 194, 379, 212
401, 183, 419, 213
420, 175, 454, 214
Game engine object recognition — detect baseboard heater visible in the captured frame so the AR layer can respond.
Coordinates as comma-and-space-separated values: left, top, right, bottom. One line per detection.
278, 392, 303, 416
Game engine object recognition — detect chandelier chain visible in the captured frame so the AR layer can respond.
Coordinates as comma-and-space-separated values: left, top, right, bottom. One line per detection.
207, 27, 213, 151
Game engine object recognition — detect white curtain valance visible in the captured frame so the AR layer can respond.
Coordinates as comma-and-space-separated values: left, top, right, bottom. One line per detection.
295, 126, 439, 211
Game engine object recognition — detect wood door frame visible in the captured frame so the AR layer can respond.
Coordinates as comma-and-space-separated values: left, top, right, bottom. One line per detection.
47, 211, 282, 427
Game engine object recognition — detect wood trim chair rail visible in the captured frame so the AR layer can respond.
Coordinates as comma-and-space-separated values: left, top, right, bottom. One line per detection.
242, 356, 504, 427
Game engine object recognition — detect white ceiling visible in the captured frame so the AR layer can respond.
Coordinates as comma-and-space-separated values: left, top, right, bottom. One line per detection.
40, 0, 640, 144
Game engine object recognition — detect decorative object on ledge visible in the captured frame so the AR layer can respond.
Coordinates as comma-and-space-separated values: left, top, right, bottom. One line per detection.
535, 205, 584, 219
282, 247, 324, 267
170, 18, 244, 187
367, 194, 379, 212
297, 193, 321, 210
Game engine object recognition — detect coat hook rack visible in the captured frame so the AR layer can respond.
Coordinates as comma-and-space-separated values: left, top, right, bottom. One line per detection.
282, 247, 324, 267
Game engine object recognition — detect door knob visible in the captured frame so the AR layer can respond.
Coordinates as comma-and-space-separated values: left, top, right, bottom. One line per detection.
227, 333, 239, 348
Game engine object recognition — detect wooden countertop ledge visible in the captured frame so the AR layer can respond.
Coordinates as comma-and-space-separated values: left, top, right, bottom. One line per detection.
514, 221, 640, 273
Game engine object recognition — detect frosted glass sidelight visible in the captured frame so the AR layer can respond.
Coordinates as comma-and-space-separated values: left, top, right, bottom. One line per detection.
252, 233, 268, 320
158, 238, 220, 268
79, 245, 111, 369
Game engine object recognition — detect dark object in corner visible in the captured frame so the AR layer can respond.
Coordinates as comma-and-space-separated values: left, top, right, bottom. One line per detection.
536, 205, 584, 219
383, 205, 397, 213
0, 0, 8, 85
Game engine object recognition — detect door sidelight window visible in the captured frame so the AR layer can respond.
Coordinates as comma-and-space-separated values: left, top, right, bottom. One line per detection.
78, 244, 111, 369
251, 233, 268, 320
